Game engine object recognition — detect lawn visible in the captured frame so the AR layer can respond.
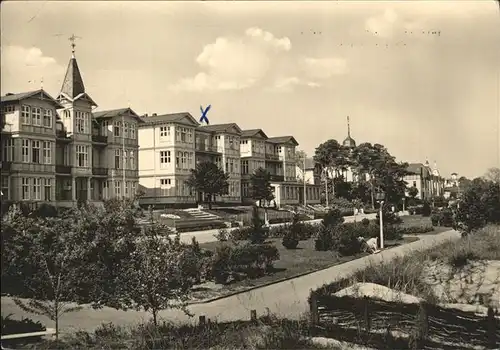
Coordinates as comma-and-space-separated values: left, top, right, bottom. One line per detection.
190, 235, 419, 302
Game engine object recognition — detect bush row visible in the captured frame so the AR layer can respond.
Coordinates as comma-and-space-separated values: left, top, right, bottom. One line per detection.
209, 243, 280, 284
431, 208, 455, 227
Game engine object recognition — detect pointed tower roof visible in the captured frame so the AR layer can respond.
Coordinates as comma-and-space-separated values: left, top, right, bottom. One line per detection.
60, 56, 85, 98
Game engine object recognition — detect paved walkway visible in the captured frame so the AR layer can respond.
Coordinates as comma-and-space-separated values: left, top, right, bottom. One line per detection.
0, 229, 459, 334
175, 213, 377, 244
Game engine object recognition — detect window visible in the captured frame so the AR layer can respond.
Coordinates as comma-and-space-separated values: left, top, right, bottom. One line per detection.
159, 126, 170, 140
114, 180, 121, 197
129, 151, 135, 170
1, 176, 9, 199
130, 123, 136, 139
125, 181, 129, 197
3, 105, 15, 113
44, 178, 52, 201
241, 160, 249, 175
21, 105, 31, 125
32, 107, 42, 126
123, 122, 129, 138
176, 152, 180, 168
123, 150, 128, 169
413, 181, 417, 187
229, 158, 234, 173
22, 178, 30, 200
176, 127, 191, 143
43, 109, 53, 128
76, 145, 89, 167
32, 140, 41, 163
113, 122, 121, 137
160, 151, 170, 168
2, 138, 14, 161
103, 181, 110, 200
160, 179, 171, 186
101, 121, 109, 136
33, 178, 41, 200
115, 149, 121, 169
22, 140, 30, 163
43, 141, 51, 164
75, 111, 87, 133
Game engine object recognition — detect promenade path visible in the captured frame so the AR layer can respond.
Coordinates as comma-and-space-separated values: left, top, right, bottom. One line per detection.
0, 229, 460, 334
175, 213, 378, 244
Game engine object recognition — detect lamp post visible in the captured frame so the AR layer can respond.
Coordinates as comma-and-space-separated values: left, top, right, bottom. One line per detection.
375, 190, 386, 250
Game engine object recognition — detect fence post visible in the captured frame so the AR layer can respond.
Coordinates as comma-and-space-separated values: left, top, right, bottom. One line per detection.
363, 296, 371, 332
416, 302, 429, 347
309, 290, 319, 326
487, 307, 497, 349
199, 315, 206, 328
250, 309, 257, 322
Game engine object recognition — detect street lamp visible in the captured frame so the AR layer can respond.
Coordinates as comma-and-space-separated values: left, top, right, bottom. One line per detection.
375, 190, 386, 250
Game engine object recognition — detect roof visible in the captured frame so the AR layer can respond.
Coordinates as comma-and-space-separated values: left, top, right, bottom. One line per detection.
1, 90, 63, 108
139, 112, 199, 127
241, 129, 268, 138
407, 163, 432, 177
93, 107, 144, 122
266, 136, 299, 146
198, 123, 242, 134
60, 57, 86, 98
342, 136, 356, 148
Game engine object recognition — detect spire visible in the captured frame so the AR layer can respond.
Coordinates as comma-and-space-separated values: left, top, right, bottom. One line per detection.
347, 115, 351, 137
60, 34, 85, 98
433, 160, 437, 170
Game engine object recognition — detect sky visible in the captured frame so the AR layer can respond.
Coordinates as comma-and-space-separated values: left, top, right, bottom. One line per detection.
1, 1, 499, 179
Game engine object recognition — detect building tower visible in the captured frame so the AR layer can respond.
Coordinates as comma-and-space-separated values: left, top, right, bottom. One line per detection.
342, 116, 356, 148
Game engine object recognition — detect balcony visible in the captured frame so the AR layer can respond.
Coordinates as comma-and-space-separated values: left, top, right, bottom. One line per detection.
0, 161, 12, 171
92, 134, 108, 144
269, 174, 284, 182
1, 123, 13, 134
55, 164, 72, 174
92, 167, 108, 176
265, 153, 280, 161
56, 130, 72, 142
195, 143, 220, 154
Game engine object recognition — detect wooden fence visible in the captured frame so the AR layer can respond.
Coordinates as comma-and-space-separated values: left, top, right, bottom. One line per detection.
309, 293, 500, 349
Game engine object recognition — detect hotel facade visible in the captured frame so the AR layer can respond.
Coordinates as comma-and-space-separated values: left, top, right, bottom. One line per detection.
137, 114, 321, 208
0, 51, 140, 206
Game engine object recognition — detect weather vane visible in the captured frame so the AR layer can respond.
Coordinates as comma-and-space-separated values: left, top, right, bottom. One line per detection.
68, 34, 82, 57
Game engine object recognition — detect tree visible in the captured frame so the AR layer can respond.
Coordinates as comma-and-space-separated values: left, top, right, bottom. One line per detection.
408, 186, 419, 199
282, 212, 300, 249
484, 167, 500, 184
186, 161, 230, 209
127, 219, 199, 326
3, 207, 84, 340
314, 139, 350, 201
248, 205, 268, 244
250, 167, 274, 207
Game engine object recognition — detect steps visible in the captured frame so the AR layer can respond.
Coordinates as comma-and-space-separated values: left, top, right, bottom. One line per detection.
183, 208, 221, 220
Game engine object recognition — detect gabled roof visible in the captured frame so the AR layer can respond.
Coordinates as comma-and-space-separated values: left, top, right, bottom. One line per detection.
1, 89, 63, 108
266, 136, 299, 146
198, 123, 242, 135
93, 107, 144, 123
139, 112, 199, 127
241, 129, 268, 139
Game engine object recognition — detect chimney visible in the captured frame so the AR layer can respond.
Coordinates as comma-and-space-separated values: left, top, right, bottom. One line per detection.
143, 113, 148, 117
5, 93, 14, 96
152, 113, 157, 116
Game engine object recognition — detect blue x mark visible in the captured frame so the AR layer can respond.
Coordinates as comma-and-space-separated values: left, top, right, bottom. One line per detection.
200, 105, 211, 125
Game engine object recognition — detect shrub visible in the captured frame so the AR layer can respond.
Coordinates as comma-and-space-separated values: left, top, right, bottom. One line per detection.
229, 227, 253, 241
422, 201, 431, 217
329, 224, 363, 256
249, 206, 268, 244
376, 207, 403, 226
315, 225, 333, 251
214, 228, 230, 241
1, 314, 46, 347
361, 218, 370, 226
282, 213, 300, 249
322, 208, 345, 228
209, 243, 279, 284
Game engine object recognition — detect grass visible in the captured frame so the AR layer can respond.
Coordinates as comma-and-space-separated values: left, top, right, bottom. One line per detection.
194, 236, 419, 301
319, 225, 500, 303
400, 215, 450, 235
17, 315, 343, 350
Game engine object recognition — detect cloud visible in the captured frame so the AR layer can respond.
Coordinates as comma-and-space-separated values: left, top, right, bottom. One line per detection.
365, 8, 399, 37
268, 77, 322, 92
1, 46, 65, 94
171, 27, 291, 92
302, 57, 348, 79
